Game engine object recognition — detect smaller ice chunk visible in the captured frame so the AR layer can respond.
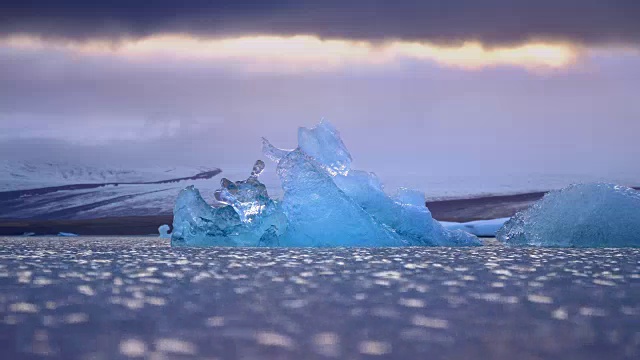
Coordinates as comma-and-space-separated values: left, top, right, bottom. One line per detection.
440, 218, 510, 237
172, 185, 243, 246
497, 183, 640, 247
58, 232, 78, 237
435, 222, 483, 246
172, 163, 288, 246
297, 120, 352, 176
251, 160, 265, 177
214, 160, 271, 223
158, 224, 171, 238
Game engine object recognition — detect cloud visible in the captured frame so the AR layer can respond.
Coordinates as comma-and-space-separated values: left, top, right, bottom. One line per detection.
1, 41, 639, 180
1, 1, 640, 46
1, 34, 579, 72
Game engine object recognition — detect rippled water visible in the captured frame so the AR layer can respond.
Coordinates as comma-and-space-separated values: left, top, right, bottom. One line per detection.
1, 236, 639, 359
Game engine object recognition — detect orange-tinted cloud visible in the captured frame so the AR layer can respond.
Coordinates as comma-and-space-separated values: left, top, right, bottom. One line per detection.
1, 34, 579, 72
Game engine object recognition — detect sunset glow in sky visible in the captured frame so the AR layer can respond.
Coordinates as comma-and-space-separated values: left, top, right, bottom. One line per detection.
1, 1, 639, 193
2, 34, 578, 71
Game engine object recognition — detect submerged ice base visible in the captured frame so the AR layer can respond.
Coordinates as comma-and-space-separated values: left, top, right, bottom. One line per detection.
172, 121, 480, 247
497, 184, 640, 247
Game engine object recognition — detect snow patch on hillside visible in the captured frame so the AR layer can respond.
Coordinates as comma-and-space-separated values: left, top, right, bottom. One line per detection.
0, 160, 216, 191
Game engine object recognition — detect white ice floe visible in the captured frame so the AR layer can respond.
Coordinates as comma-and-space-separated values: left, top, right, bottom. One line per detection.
439, 218, 510, 237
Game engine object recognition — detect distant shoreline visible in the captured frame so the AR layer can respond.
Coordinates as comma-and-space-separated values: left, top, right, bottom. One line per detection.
1, 187, 638, 236
0, 216, 171, 236
0, 169, 221, 202
425, 191, 546, 222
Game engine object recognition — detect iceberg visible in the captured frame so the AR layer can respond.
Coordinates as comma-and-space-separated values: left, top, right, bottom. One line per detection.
496, 183, 640, 247
171, 177, 287, 247
172, 120, 480, 247
276, 149, 405, 246
58, 232, 78, 237
158, 224, 171, 238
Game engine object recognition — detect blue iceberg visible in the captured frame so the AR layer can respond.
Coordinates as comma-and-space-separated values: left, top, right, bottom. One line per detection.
158, 224, 171, 239
497, 183, 640, 247
57, 232, 78, 237
171, 164, 287, 247
172, 121, 480, 247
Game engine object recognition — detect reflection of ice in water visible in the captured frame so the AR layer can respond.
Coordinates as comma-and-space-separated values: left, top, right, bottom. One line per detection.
171, 121, 480, 247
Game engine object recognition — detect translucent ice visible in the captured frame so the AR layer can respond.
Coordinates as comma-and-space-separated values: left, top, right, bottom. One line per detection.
158, 224, 171, 238
276, 149, 405, 246
262, 137, 291, 163
213, 160, 271, 222
441, 218, 510, 237
297, 120, 352, 176
57, 232, 78, 237
332, 171, 479, 246
497, 184, 640, 247
171, 169, 287, 247
172, 120, 480, 247
292, 122, 478, 246
171, 185, 242, 246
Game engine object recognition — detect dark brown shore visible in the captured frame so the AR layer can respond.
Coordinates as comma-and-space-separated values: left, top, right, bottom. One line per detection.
2, 188, 638, 236
0, 216, 172, 236
428, 186, 640, 222
425, 191, 545, 222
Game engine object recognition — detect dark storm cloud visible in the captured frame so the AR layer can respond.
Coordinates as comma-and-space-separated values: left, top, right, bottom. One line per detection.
2, 1, 640, 45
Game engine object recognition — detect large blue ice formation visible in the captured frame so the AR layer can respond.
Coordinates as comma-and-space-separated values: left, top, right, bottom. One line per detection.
497, 183, 640, 247
172, 120, 480, 247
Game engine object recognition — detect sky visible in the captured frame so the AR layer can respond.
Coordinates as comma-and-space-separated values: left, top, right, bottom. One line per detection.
1, 1, 639, 196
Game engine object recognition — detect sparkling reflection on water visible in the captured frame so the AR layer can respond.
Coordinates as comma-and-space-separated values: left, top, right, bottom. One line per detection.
0, 236, 639, 359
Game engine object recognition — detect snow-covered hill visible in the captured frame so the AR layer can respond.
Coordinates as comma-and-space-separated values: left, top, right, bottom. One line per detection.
0, 161, 223, 219
0, 160, 218, 191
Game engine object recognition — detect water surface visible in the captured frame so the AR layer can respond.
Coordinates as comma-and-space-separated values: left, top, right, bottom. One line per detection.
1, 236, 638, 359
